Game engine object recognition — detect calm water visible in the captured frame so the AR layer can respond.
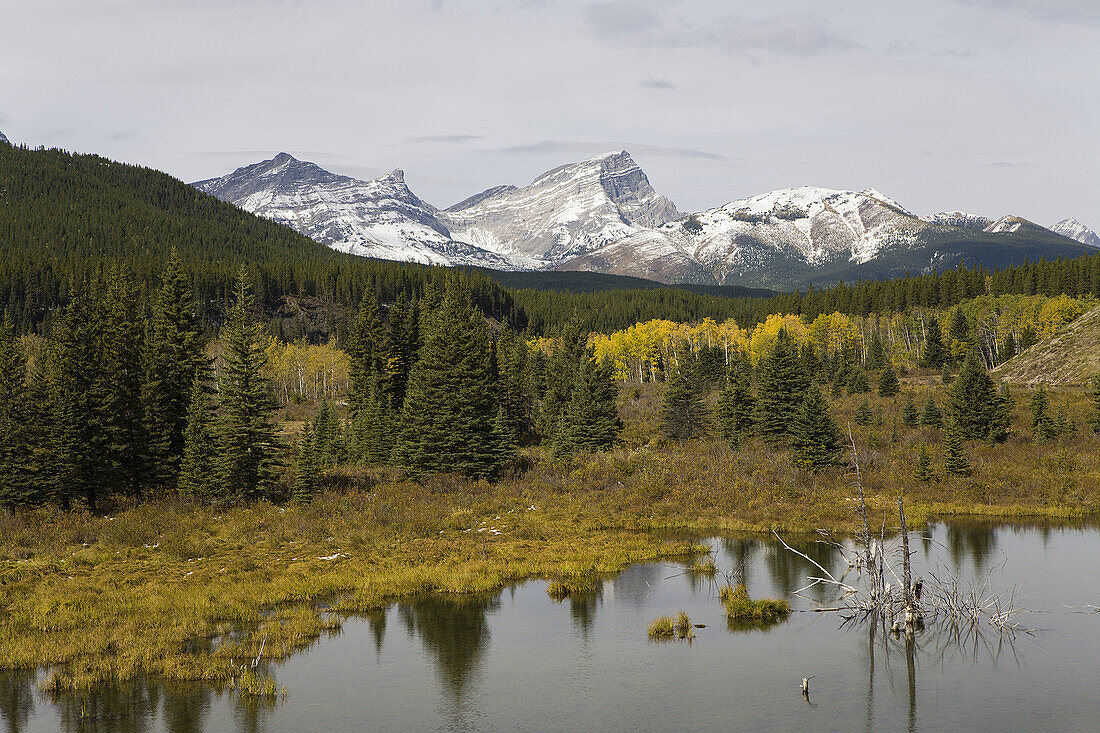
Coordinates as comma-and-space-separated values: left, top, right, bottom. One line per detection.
5, 521, 1100, 732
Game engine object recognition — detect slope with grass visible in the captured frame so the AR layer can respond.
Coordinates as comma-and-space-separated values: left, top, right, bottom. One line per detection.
994, 306, 1100, 386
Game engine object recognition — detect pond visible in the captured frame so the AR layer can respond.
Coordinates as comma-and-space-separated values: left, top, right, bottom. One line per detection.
5, 521, 1100, 732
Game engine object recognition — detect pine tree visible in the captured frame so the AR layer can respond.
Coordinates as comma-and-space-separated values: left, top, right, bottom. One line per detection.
790, 387, 844, 471
865, 331, 886, 370
346, 290, 391, 415
1090, 373, 1100, 434
947, 350, 1006, 442
292, 424, 319, 504
1030, 383, 1056, 441
142, 251, 205, 494
941, 364, 954, 385
902, 394, 919, 426
854, 398, 873, 425
920, 395, 942, 427
920, 317, 947, 368
753, 329, 809, 443
395, 286, 504, 478
178, 374, 218, 500
716, 353, 755, 446
216, 269, 281, 502
313, 399, 343, 467
351, 379, 393, 465
847, 369, 870, 394
913, 444, 933, 482
942, 419, 972, 477
878, 363, 900, 397
660, 355, 710, 440
496, 329, 533, 445
0, 320, 37, 511
948, 307, 971, 362
537, 316, 587, 443
989, 383, 1013, 443
555, 349, 621, 454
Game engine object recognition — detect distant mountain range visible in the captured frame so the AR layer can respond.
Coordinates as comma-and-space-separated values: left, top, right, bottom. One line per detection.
194, 150, 1099, 288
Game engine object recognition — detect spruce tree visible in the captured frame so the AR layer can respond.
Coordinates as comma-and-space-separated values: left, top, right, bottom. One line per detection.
920, 317, 947, 369
142, 251, 205, 494
913, 444, 933, 482
496, 329, 533, 445
865, 331, 886, 371
395, 286, 504, 478
878, 363, 900, 397
178, 374, 218, 500
292, 424, 319, 504
790, 387, 844, 471
847, 369, 870, 394
947, 350, 1006, 442
313, 399, 343, 467
660, 356, 710, 440
216, 269, 281, 502
941, 364, 954, 385
948, 307, 971, 362
920, 395, 942, 427
537, 316, 587, 442
753, 329, 809, 443
555, 349, 621, 454
716, 353, 755, 446
854, 398, 873, 426
942, 419, 972, 477
0, 320, 37, 511
1030, 384, 1056, 441
902, 393, 919, 426
351, 379, 392, 465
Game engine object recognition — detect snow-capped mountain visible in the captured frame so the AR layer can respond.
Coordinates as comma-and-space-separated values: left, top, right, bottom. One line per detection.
193, 150, 1095, 288
0, 130, 9, 145
558, 186, 930, 283
443, 150, 681, 268
192, 153, 511, 267
1051, 218, 1100, 248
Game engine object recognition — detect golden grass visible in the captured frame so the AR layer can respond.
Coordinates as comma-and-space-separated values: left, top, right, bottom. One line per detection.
0, 380, 1097, 692
647, 615, 674, 637
720, 583, 790, 625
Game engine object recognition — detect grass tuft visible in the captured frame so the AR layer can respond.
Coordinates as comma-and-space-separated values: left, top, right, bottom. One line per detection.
720, 583, 790, 625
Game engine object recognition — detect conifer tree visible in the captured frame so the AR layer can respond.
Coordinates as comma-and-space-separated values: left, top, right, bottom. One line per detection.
865, 331, 886, 370
941, 364, 954, 385
947, 350, 1007, 442
1090, 374, 1100, 434
660, 355, 710, 440
847, 369, 870, 394
948, 307, 971, 362
854, 398, 873, 426
902, 393, 919, 426
395, 286, 505, 478
0, 320, 37, 511
496, 329, 533, 445
920, 395, 943, 427
346, 289, 392, 415
920, 317, 947, 368
913, 444, 933, 482
790, 387, 844, 471
555, 348, 621, 454
313, 399, 343, 467
217, 269, 281, 502
142, 251, 205, 494
942, 419, 972, 477
537, 316, 587, 442
878, 363, 900, 397
1030, 384, 1056, 441
753, 329, 809, 443
716, 353, 755, 446
99, 267, 148, 498
292, 424, 319, 504
178, 374, 219, 500
351, 380, 392, 465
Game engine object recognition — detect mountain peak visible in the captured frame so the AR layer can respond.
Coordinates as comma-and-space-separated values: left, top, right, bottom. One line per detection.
387, 168, 405, 182
0, 130, 9, 145
1051, 218, 1100, 247
271, 152, 296, 164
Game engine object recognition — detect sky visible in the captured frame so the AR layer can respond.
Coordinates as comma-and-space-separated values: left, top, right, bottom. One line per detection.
1, 0, 1097, 227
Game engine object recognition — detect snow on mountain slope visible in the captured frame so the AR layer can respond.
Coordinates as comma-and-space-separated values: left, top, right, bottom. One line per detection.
0, 130, 9, 145
926, 211, 993, 231
561, 186, 928, 283
1051, 218, 1100, 248
192, 154, 511, 267
441, 150, 681, 267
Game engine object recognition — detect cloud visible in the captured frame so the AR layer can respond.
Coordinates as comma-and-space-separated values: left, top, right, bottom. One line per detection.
105, 130, 141, 142
982, 161, 1036, 168
403, 134, 485, 144
953, 0, 1100, 23
640, 77, 677, 90
583, 4, 857, 56
487, 139, 731, 161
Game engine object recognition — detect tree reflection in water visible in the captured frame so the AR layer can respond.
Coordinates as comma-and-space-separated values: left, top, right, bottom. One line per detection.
397, 593, 499, 701
0, 668, 35, 733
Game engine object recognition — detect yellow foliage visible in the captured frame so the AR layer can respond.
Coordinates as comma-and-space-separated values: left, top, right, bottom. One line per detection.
749, 314, 807, 363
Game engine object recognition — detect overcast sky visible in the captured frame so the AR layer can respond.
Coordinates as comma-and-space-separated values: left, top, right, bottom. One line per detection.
1, 0, 1096, 226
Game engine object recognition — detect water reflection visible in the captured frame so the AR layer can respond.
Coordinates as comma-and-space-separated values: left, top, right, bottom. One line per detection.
945, 523, 998, 574
397, 594, 498, 701
0, 669, 35, 733
567, 588, 602, 641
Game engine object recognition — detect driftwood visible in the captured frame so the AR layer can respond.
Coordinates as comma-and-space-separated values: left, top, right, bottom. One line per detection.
778, 425, 1037, 640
